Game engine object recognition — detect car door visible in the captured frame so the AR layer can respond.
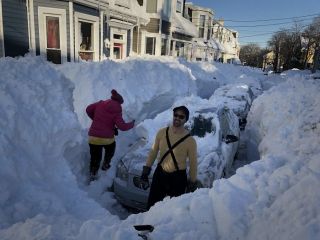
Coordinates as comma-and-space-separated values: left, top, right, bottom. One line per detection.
219, 108, 240, 174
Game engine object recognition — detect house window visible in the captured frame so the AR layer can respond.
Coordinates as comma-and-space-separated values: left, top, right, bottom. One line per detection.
146, 37, 156, 55
207, 17, 211, 40
199, 15, 205, 38
114, 34, 123, 40
146, 0, 157, 13
187, 8, 192, 21
38, 7, 67, 64
46, 16, 61, 64
176, 0, 182, 13
79, 21, 94, 61
137, 0, 143, 6
75, 13, 99, 62
161, 38, 167, 55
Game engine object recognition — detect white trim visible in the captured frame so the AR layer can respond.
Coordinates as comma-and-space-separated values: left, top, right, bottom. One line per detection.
29, 0, 36, 55
0, 0, 5, 57
69, 1, 74, 61
144, 33, 161, 56
100, 11, 104, 61
109, 28, 127, 59
38, 7, 67, 63
74, 12, 99, 62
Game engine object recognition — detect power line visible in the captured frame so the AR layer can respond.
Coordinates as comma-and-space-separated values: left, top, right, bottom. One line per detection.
225, 17, 315, 28
239, 23, 311, 38
221, 13, 320, 22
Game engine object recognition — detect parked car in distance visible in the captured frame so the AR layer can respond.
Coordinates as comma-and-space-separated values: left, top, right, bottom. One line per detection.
209, 84, 254, 130
113, 96, 240, 211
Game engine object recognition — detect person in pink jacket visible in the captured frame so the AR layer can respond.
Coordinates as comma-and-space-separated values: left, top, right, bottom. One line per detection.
86, 89, 135, 181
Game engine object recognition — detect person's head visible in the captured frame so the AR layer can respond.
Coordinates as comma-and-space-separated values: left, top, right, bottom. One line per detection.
172, 105, 189, 127
111, 89, 124, 104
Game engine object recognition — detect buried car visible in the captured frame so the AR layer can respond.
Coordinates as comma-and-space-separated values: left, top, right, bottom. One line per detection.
209, 83, 254, 130
113, 96, 240, 211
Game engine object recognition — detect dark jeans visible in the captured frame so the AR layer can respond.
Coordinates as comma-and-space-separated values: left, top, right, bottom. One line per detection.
89, 141, 116, 175
147, 165, 187, 209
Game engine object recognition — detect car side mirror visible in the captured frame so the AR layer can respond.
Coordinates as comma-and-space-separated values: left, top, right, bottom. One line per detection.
225, 134, 239, 144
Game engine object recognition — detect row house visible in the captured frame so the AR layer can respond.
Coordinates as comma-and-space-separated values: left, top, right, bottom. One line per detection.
185, 2, 240, 63
116, 0, 197, 59
212, 19, 240, 63
0, 0, 150, 63
0, 0, 198, 63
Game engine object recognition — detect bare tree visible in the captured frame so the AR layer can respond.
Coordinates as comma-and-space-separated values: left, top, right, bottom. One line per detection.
239, 43, 262, 67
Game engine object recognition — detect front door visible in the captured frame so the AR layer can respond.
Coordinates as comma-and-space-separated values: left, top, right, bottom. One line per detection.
113, 43, 122, 59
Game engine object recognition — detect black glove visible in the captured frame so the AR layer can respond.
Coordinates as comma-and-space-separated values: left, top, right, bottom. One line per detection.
141, 166, 151, 181
186, 180, 198, 193
114, 128, 119, 136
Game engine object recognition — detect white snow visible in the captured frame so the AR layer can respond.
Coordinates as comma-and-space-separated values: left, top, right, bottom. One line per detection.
0, 55, 319, 240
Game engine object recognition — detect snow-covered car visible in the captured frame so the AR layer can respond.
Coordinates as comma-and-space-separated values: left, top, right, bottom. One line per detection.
113, 96, 240, 211
209, 84, 254, 130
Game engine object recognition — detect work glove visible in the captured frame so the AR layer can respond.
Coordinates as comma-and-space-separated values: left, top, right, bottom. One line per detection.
141, 166, 151, 181
186, 179, 198, 193
114, 127, 119, 136
133, 166, 151, 190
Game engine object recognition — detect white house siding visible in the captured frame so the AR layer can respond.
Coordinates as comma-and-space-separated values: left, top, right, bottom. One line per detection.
2, 0, 29, 57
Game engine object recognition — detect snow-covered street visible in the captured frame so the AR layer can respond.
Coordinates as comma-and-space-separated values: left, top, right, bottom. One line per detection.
0, 55, 319, 240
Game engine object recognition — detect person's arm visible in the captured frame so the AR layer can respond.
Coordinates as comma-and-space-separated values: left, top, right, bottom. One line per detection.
188, 137, 198, 183
145, 130, 161, 167
113, 106, 134, 131
141, 130, 161, 181
86, 101, 99, 120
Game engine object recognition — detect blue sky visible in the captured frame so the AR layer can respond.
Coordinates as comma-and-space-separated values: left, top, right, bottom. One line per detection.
188, 0, 320, 48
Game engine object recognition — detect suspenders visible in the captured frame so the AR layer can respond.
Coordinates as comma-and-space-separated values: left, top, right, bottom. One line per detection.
158, 127, 191, 171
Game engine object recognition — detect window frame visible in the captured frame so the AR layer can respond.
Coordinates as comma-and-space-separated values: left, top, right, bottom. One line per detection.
199, 15, 205, 38
145, 37, 156, 55
38, 7, 67, 64
176, 0, 182, 13
74, 12, 99, 62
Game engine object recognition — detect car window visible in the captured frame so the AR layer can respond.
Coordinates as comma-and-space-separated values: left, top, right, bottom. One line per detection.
190, 115, 216, 137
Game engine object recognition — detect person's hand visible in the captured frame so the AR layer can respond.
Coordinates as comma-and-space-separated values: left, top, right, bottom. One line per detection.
186, 180, 198, 193
141, 166, 151, 181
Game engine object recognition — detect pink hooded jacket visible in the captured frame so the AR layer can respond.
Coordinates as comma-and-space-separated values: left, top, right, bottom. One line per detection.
86, 99, 134, 138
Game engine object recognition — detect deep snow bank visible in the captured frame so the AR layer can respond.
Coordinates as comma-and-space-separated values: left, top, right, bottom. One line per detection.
0, 57, 114, 234
111, 73, 320, 240
58, 56, 198, 129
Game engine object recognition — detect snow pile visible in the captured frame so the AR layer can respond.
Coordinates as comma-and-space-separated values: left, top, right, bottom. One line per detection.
0, 55, 319, 240
58, 56, 197, 128
0, 57, 117, 237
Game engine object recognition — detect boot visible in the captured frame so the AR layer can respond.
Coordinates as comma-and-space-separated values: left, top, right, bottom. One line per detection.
101, 161, 111, 171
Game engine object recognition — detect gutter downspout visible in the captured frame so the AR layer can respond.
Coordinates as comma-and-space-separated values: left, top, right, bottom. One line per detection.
0, 0, 5, 56
29, 0, 36, 55
100, 10, 104, 61
69, 1, 74, 61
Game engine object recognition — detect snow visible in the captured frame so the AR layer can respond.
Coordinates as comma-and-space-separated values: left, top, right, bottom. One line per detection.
0, 55, 319, 240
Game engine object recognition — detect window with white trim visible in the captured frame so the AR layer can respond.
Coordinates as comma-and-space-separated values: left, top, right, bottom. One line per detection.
38, 7, 67, 64
79, 21, 94, 61
176, 0, 182, 13
199, 15, 205, 38
75, 13, 99, 62
146, 37, 156, 55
